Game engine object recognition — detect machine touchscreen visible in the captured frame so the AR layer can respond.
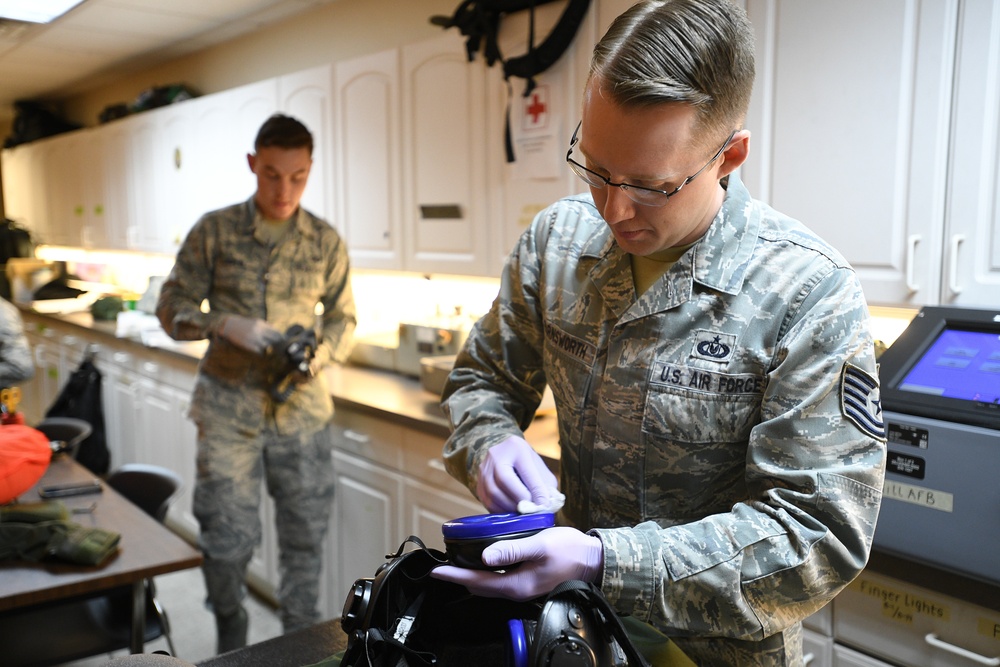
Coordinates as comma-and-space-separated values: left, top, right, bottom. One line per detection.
879, 306, 1000, 429
897, 327, 1000, 403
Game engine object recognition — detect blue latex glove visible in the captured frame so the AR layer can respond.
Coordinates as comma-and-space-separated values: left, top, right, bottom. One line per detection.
431, 527, 603, 601
477, 435, 560, 513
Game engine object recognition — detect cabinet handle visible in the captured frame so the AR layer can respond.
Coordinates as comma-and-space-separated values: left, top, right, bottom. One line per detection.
343, 429, 370, 444
905, 234, 920, 293
427, 458, 447, 472
142, 362, 159, 374
948, 234, 965, 296
924, 633, 999, 666
802, 653, 814, 666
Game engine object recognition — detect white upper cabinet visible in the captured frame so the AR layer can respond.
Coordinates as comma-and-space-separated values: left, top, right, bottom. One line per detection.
187, 79, 279, 217
278, 64, 336, 226
127, 103, 198, 253
90, 120, 132, 250
334, 49, 403, 270
943, 0, 1000, 306
2, 137, 57, 244
401, 33, 491, 276
743, 0, 956, 308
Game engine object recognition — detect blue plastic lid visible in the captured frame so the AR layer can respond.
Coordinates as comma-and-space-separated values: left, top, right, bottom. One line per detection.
442, 512, 555, 539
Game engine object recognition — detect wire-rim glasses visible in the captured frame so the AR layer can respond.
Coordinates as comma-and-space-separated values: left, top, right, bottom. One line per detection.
566, 121, 737, 207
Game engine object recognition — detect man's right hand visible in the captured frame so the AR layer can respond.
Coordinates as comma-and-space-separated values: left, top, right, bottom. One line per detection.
477, 435, 560, 514
216, 315, 283, 354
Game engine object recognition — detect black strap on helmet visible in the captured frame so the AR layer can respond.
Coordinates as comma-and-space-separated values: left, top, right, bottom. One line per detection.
431, 0, 591, 162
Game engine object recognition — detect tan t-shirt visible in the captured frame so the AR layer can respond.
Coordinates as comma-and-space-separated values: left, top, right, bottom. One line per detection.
630, 243, 695, 295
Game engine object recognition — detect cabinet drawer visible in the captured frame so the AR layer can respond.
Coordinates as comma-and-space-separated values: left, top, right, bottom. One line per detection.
834, 571, 1000, 667
831, 644, 894, 667
332, 408, 404, 469
804, 601, 834, 636
402, 427, 473, 499
803, 628, 833, 667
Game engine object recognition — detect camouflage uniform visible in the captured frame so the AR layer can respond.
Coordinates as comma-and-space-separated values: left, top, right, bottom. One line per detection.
157, 198, 356, 632
0, 296, 33, 387
442, 175, 886, 666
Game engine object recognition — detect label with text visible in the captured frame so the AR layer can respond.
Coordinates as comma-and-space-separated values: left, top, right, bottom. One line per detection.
882, 479, 953, 512
978, 617, 1000, 642
887, 452, 925, 479
850, 577, 951, 625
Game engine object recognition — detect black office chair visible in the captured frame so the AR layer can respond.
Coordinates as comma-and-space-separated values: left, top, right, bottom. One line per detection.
34, 416, 92, 458
0, 463, 184, 666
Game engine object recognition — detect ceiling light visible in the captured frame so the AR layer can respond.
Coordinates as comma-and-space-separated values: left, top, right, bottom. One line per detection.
0, 0, 87, 24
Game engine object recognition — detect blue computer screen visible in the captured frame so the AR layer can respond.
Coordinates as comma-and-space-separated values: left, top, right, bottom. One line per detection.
898, 328, 1000, 403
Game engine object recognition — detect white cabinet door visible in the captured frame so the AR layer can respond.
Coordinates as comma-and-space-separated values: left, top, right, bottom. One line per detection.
127, 105, 199, 253
743, 0, 957, 308
102, 349, 141, 468
189, 80, 279, 216
402, 33, 491, 276
334, 49, 403, 270
402, 478, 482, 555
52, 129, 111, 250
47, 124, 133, 251
943, 0, 1000, 307
89, 121, 132, 250
278, 64, 336, 225
38, 133, 83, 247
327, 449, 403, 616
19, 329, 57, 425
1, 146, 35, 230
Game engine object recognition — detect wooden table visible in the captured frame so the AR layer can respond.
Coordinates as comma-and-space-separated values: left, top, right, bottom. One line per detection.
0, 454, 203, 653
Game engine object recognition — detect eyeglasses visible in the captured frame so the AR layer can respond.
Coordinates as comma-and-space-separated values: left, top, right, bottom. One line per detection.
566, 121, 737, 207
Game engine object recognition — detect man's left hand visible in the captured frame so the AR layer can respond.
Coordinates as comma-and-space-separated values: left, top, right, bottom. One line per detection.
430, 527, 603, 601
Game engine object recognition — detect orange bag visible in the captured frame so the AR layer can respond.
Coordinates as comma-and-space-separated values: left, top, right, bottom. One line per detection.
0, 425, 51, 504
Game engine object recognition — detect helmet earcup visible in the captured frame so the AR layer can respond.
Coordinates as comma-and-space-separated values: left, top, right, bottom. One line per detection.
506, 618, 533, 667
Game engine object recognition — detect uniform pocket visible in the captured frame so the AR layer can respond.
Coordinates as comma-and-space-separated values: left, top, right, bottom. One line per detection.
640, 381, 762, 520
642, 381, 761, 444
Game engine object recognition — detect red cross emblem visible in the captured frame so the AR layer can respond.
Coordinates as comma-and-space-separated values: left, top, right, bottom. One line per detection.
522, 85, 550, 130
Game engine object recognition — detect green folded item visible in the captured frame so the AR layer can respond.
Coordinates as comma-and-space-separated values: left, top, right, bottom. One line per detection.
52, 522, 121, 566
0, 522, 59, 562
0, 500, 70, 524
0, 519, 120, 566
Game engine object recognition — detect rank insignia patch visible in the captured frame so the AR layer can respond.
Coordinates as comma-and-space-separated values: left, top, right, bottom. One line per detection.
841, 364, 885, 441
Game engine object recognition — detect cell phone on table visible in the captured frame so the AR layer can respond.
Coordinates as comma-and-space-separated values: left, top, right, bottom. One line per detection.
38, 480, 103, 498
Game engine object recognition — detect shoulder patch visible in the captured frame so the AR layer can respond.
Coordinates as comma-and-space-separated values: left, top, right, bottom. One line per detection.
841, 364, 885, 441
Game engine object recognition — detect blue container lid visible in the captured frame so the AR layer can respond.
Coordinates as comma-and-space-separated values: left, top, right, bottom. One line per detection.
442, 512, 555, 539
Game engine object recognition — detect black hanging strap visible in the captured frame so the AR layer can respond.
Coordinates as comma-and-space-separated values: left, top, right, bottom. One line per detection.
431, 0, 591, 162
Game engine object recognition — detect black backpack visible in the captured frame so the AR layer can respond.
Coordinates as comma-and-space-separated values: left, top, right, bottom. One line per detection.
340, 536, 650, 667
3, 101, 81, 148
45, 356, 111, 476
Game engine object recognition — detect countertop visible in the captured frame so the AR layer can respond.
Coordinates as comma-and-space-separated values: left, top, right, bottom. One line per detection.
16, 305, 560, 461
